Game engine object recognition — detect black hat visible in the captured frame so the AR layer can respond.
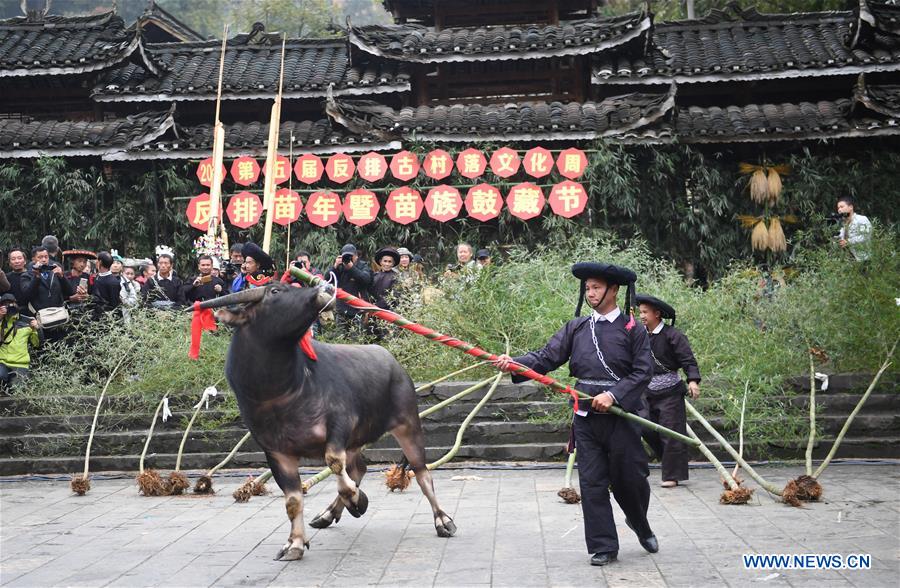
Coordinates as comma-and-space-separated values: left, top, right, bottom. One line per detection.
340, 244, 357, 256
476, 249, 491, 259
412, 254, 424, 264
374, 247, 400, 266
635, 293, 676, 325
241, 242, 273, 271
571, 261, 638, 321
1, 293, 17, 303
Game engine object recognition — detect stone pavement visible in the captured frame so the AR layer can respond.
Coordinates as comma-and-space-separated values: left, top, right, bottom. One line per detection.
0, 464, 898, 587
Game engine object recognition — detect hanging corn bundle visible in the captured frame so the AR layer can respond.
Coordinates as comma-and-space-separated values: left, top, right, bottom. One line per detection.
768, 217, 787, 252
751, 219, 770, 251
767, 168, 782, 206
749, 169, 769, 204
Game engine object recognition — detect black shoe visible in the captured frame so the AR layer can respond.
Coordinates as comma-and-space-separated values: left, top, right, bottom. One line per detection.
625, 518, 659, 554
590, 551, 618, 566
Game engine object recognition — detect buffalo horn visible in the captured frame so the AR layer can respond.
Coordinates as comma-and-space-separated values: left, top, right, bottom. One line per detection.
316, 284, 336, 311
197, 286, 267, 309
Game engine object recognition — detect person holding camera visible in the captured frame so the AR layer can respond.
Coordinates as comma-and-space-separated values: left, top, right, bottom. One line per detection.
835, 196, 872, 262
92, 251, 122, 315
281, 251, 322, 286
0, 293, 42, 393
184, 255, 225, 303
328, 244, 373, 329
443, 242, 477, 278
221, 243, 244, 292
20, 246, 74, 342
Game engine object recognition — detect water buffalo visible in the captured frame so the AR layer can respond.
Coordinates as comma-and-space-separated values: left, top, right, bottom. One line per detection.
198, 284, 456, 561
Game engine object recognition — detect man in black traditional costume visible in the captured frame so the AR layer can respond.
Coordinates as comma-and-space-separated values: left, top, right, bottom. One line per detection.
636, 294, 701, 488
495, 262, 657, 566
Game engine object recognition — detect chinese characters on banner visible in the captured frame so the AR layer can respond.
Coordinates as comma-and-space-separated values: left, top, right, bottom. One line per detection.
189, 147, 589, 227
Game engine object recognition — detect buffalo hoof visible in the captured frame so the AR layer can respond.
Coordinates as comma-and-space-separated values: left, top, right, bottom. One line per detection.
275, 545, 305, 561
310, 510, 339, 529
436, 517, 457, 538
346, 489, 369, 518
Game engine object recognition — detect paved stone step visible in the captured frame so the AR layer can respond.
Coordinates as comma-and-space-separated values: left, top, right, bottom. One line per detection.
3, 435, 897, 477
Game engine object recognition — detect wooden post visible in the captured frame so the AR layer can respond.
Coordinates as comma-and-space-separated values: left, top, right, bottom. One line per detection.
207, 25, 228, 237
261, 35, 287, 254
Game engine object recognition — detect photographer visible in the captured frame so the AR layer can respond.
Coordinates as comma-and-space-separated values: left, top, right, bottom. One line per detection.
184, 255, 225, 303
20, 246, 74, 341
834, 196, 872, 262
443, 242, 477, 279
221, 243, 244, 292
0, 293, 42, 393
281, 251, 321, 285
327, 244, 373, 328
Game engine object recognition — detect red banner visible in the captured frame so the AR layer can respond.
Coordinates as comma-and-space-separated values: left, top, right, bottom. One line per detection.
464, 183, 503, 221
272, 188, 303, 226
357, 151, 388, 182
423, 149, 453, 180
325, 153, 355, 184
390, 150, 420, 182
230, 156, 260, 186
261, 155, 291, 185
186, 193, 212, 231
294, 154, 324, 184
196, 157, 226, 188
523, 146, 553, 178
306, 191, 342, 227
386, 187, 423, 225
342, 189, 380, 226
549, 181, 588, 218
556, 147, 588, 180
456, 147, 487, 179
425, 185, 462, 222
490, 147, 520, 178
226, 191, 263, 229
507, 182, 545, 220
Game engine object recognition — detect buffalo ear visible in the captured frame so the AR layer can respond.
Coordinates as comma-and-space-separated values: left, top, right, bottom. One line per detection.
215, 307, 250, 326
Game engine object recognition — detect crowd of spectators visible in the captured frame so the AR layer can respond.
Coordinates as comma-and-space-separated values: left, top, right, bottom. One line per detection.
0, 236, 494, 391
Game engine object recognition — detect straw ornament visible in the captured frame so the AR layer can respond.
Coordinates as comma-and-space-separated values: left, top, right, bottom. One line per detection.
751, 220, 770, 251
749, 169, 769, 204
768, 217, 787, 252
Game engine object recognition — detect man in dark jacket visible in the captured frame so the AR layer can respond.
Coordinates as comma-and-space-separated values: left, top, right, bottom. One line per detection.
141, 253, 185, 308
327, 244, 373, 329
20, 246, 74, 341
495, 262, 657, 567
371, 247, 400, 310
92, 251, 121, 315
184, 255, 225, 303
5, 248, 32, 315
636, 294, 701, 488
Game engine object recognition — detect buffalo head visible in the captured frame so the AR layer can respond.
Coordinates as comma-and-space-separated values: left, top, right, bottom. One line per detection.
199, 284, 334, 341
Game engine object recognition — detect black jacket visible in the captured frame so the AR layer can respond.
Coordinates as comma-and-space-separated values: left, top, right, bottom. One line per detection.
648, 324, 701, 383
92, 273, 122, 313
183, 275, 226, 303
141, 273, 186, 307
20, 263, 75, 312
327, 261, 373, 315
371, 269, 399, 310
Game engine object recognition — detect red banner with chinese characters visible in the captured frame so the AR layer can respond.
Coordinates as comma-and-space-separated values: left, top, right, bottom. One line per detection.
294, 154, 324, 184
226, 191, 263, 229
425, 185, 462, 222
272, 188, 303, 226
261, 154, 291, 185
197, 157, 226, 188
187, 193, 212, 231
386, 187, 423, 225
464, 183, 503, 221
306, 191, 342, 227
343, 189, 380, 226
230, 156, 260, 186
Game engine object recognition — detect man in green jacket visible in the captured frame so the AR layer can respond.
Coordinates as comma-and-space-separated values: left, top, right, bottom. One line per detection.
0, 293, 42, 392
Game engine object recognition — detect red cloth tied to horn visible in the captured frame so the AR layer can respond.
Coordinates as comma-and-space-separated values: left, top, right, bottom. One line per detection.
189, 301, 217, 360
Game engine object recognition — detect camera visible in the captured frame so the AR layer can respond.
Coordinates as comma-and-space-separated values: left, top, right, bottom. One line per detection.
828, 212, 850, 222
341, 253, 353, 264
290, 259, 309, 269
2, 302, 18, 314
222, 260, 239, 277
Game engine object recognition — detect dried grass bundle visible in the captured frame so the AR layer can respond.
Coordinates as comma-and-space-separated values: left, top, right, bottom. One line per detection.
750, 169, 769, 204
233, 480, 254, 503
384, 464, 413, 492
720, 486, 753, 505
137, 469, 170, 497
557, 487, 581, 504
168, 471, 190, 495
193, 475, 214, 494
751, 220, 769, 251
766, 168, 782, 205
768, 217, 787, 252
71, 475, 91, 496
782, 475, 823, 507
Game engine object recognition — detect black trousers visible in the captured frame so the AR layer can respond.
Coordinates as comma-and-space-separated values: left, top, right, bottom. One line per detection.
574, 411, 652, 554
642, 383, 689, 482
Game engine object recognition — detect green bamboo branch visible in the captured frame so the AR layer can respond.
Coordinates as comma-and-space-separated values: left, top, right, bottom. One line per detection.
686, 423, 739, 490
428, 373, 503, 469
415, 361, 491, 393
205, 431, 252, 479
805, 350, 816, 477
813, 338, 897, 479
140, 393, 169, 474
82, 347, 134, 479
176, 379, 224, 472
563, 450, 577, 488
732, 380, 748, 480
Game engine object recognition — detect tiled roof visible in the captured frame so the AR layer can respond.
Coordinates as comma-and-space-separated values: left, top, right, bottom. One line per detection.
131, 2, 205, 43
93, 37, 410, 102
114, 118, 400, 160
0, 108, 175, 158
593, 3, 900, 85
349, 11, 650, 62
0, 12, 142, 77
325, 86, 676, 142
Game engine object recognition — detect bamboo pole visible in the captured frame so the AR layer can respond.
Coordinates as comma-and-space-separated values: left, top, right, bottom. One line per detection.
805, 351, 816, 476
685, 400, 782, 496
206, 431, 252, 479
428, 373, 502, 469
813, 338, 897, 479
289, 266, 699, 448
139, 393, 169, 474
415, 361, 491, 393
207, 25, 228, 235
732, 380, 748, 479
261, 35, 287, 254
686, 423, 739, 490
563, 450, 577, 488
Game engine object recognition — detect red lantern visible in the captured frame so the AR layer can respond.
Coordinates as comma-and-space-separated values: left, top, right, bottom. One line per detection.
556, 148, 588, 180
294, 154, 324, 184
386, 187, 423, 225
357, 151, 388, 182
423, 149, 453, 180
272, 188, 303, 226
305, 191, 342, 227
230, 156, 261, 186
261, 154, 291, 185
549, 181, 588, 218
226, 191, 263, 229
506, 182, 545, 220
390, 150, 420, 182
342, 189, 380, 226
186, 192, 212, 231
325, 153, 356, 184
464, 183, 503, 221
489, 147, 520, 178
523, 146, 553, 179
424, 185, 462, 222
456, 148, 487, 179
196, 157, 226, 188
